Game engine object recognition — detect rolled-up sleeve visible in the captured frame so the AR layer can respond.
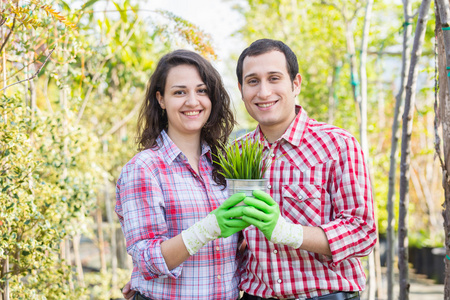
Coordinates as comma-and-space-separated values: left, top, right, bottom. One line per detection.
320, 136, 377, 264
115, 160, 182, 279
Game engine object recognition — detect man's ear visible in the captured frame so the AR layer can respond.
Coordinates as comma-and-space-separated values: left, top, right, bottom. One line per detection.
293, 73, 302, 97
238, 82, 243, 100
156, 91, 165, 109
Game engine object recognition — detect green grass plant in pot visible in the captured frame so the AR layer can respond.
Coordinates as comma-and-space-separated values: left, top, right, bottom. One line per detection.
213, 137, 270, 204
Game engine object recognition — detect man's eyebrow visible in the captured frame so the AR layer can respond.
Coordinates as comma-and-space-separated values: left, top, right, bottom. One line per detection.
243, 73, 257, 81
243, 71, 283, 81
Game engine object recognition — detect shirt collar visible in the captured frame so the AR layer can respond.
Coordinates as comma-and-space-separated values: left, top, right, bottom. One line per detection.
157, 130, 211, 164
254, 105, 308, 147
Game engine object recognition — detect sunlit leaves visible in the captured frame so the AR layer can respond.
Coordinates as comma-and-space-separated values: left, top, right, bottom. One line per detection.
4, 1, 77, 30
1, 0, 225, 298
156, 10, 217, 60
39, 4, 77, 30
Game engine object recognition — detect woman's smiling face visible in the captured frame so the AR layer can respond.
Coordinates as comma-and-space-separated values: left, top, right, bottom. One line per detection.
157, 64, 212, 140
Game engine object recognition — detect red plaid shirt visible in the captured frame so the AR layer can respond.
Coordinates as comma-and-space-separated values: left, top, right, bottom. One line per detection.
239, 106, 377, 299
115, 131, 241, 300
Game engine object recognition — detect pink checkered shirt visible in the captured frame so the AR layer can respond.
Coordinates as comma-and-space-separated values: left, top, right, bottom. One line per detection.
239, 106, 377, 299
115, 131, 241, 300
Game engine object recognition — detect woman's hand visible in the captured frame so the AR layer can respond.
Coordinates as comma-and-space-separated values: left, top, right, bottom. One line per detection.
121, 280, 135, 300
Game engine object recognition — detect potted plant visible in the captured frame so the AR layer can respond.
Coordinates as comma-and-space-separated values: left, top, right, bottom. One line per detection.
213, 137, 270, 200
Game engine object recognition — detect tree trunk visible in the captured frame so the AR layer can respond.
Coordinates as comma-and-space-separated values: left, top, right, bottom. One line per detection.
1, 6, 9, 297
387, 1, 412, 299
0, 258, 9, 300
1, 224, 10, 300
118, 123, 132, 270
359, 0, 372, 157
60, 239, 66, 286
398, 1, 432, 299
376, 57, 386, 149
367, 250, 376, 300
1, 17, 5, 91
345, 17, 362, 127
73, 234, 85, 287
359, 1, 380, 298
96, 204, 107, 273
327, 67, 336, 125
66, 238, 74, 291
59, 60, 70, 289
116, 227, 130, 269
434, 0, 450, 297
436, 30, 450, 298
103, 141, 118, 293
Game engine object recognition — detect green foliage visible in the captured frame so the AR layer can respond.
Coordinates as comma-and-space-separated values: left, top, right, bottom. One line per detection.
83, 268, 131, 300
156, 10, 217, 60
213, 138, 270, 179
409, 229, 444, 248
1, 0, 226, 298
233, 0, 349, 122
0, 94, 91, 299
4, 0, 76, 30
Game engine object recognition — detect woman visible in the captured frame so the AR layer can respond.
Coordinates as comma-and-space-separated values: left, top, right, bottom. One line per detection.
115, 49, 248, 300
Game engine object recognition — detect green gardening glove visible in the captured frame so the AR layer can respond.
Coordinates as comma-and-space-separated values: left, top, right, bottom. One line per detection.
211, 192, 250, 238
242, 190, 304, 248
182, 193, 250, 255
242, 190, 280, 240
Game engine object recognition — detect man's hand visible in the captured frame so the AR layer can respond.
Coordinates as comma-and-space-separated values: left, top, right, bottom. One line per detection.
242, 190, 303, 249
121, 280, 135, 300
241, 190, 280, 240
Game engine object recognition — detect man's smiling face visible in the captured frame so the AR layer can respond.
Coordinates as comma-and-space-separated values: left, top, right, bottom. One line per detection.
239, 50, 301, 134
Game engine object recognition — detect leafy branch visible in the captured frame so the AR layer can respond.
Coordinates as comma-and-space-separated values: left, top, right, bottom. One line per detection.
158, 10, 217, 59
39, 4, 77, 30
100, 100, 141, 140
0, 47, 55, 92
75, 17, 140, 124
0, 16, 16, 54
7, 5, 41, 28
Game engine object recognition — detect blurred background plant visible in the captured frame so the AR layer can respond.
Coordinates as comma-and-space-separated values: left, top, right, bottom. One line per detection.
0, 0, 215, 298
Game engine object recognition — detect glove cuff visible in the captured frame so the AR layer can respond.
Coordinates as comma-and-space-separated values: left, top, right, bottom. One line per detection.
270, 217, 303, 249
181, 214, 221, 255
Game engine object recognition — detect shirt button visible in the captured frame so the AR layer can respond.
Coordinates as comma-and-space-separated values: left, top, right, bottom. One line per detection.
217, 275, 221, 280
267, 184, 272, 189
273, 250, 278, 254
270, 153, 275, 157
277, 279, 282, 283
216, 246, 220, 251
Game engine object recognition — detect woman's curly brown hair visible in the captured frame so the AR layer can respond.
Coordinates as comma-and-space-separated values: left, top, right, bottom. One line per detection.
136, 49, 235, 187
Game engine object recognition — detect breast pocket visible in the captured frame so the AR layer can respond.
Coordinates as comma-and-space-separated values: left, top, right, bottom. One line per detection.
281, 184, 325, 226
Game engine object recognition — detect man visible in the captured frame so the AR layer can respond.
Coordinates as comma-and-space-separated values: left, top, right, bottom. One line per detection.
123, 39, 376, 300
236, 39, 376, 300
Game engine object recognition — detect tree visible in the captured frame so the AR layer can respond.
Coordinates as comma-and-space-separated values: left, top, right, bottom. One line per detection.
434, 0, 450, 297
386, 1, 412, 299
398, 0, 432, 299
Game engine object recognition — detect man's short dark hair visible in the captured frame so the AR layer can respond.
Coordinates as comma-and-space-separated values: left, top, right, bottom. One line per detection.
236, 39, 299, 85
